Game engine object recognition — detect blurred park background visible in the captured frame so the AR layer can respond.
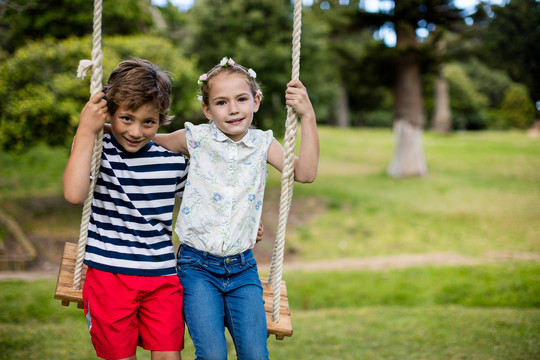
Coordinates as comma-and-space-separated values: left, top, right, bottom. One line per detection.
0, 0, 539, 359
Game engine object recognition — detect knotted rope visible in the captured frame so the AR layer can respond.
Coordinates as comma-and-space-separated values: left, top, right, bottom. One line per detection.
73, 0, 104, 290
267, 0, 302, 323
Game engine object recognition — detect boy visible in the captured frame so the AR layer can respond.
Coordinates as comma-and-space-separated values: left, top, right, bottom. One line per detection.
63, 58, 187, 360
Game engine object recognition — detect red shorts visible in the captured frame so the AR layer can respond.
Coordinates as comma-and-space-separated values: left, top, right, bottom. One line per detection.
83, 267, 184, 360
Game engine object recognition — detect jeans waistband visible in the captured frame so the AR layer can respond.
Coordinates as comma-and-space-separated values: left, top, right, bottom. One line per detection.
178, 244, 254, 266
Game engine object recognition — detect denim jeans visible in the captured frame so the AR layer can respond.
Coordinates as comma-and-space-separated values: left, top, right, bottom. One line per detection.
177, 245, 269, 360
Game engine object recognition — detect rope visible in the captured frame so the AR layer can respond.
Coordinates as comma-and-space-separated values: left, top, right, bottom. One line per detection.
267, 0, 302, 323
73, 0, 104, 290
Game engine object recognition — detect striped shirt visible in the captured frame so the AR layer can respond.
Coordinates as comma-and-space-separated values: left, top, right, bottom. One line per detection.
84, 134, 189, 276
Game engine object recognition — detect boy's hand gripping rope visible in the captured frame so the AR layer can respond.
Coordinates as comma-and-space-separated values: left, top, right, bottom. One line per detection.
73, 0, 104, 290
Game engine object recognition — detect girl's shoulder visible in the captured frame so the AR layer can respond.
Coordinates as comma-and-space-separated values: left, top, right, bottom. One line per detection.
246, 128, 274, 152
249, 128, 273, 141
184, 121, 209, 133
184, 121, 212, 140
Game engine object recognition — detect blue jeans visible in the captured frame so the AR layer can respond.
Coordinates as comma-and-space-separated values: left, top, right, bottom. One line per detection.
177, 245, 269, 360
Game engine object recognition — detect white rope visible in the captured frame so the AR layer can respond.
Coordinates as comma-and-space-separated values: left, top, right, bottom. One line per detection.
73, 0, 104, 290
267, 0, 302, 323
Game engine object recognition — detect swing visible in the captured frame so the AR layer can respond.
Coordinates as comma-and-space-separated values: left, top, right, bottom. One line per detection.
54, 0, 303, 341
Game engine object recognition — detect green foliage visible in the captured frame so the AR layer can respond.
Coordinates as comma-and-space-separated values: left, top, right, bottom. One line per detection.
360, 109, 394, 128
0, 35, 200, 153
0, 37, 88, 152
334, 31, 396, 119
0, 0, 157, 54
443, 59, 534, 130
444, 62, 488, 130
153, 2, 190, 44
461, 58, 513, 108
499, 83, 536, 129
307, 2, 392, 120
102, 0, 155, 36
482, 0, 540, 104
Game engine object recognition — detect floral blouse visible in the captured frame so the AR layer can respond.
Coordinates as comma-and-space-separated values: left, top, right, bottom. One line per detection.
175, 122, 274, 256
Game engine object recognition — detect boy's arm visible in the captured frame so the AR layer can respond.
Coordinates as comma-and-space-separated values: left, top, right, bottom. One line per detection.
153, 130, 189, 155
63, 92, 109, 205
268, 79, 319, 183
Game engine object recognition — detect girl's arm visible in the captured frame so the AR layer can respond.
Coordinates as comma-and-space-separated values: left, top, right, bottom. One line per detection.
267, 80, 319, 183
103, 125, 188, 156
153, 130, 188, 155
63, 92, 109, 205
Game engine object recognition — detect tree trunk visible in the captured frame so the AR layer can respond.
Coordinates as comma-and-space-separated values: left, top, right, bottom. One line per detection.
431, 68, 452, 133
335, 83, 350, 128
387, 55, 428, 177
387, 10, 428, 178
387, 119, 428, 177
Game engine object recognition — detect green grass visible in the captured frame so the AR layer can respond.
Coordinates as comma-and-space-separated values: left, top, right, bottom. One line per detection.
269, 307, 540, 360
284, 262, 540, 309
0, 143, 68, 199
1, 128, 539, 359
0, 274, 539, 360
267, 129, 540, 259
2, 306, 538, 359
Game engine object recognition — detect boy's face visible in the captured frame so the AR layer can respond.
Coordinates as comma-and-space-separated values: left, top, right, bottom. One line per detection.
110, 103, 160, 153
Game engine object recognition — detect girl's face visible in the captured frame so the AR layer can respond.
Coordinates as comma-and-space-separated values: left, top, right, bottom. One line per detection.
202, 73, 260, 142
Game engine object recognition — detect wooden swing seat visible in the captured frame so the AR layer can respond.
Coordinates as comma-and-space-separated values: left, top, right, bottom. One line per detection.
54, 242, 293, 339
54, 242, 86, 309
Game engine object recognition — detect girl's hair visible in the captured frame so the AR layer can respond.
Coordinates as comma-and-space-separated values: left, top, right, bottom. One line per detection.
103, 58, 173, 126
200, 60, 261, 106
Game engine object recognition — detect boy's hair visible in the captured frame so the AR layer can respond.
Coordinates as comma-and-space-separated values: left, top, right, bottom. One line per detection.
104, 58, 173, 125
200, 62, 261, 106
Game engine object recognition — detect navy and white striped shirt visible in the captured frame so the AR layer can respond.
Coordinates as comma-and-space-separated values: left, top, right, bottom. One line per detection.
84, 134, 188, 276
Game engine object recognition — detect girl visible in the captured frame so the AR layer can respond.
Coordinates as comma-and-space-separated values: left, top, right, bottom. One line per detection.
155, 57, 319, 359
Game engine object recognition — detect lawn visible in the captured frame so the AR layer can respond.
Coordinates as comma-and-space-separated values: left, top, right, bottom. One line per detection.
277, 129, 540, 260
0, 271, 538, 360
0, 127, 539, 359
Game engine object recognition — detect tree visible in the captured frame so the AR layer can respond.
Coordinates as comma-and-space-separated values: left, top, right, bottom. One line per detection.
0, 0, 157, 54
308, 1, 393, 128
363, 0, 462, 176
309, 0, 465, 176
481, 0, 540, 115
431, 65, 452, 133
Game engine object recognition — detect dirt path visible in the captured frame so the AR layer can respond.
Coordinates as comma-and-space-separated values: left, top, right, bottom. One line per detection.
258, 251, 540, 272
1, 250, 539, 281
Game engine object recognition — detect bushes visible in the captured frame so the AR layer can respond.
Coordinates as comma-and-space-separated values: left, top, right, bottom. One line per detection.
499, 83, 536, 129
436, 61, 536, 131
444, 63, 489, 130
0, 35, 200, 153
